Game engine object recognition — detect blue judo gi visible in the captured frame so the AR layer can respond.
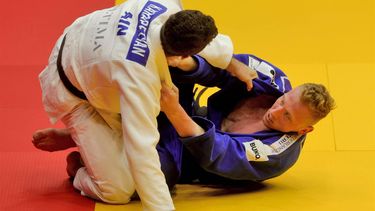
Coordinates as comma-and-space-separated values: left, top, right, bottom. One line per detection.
157, 54, 306, 188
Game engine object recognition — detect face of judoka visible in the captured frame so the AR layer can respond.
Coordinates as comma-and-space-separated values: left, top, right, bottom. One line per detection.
263, 87, 315, 135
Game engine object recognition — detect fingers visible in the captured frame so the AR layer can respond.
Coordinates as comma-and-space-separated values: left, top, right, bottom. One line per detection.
250, 69, 258, 79
161, 81, 178, 94
171, 84, 178, 94
246, 80, 254, 91
247, 69, 257, 91
160, 80, 168, 89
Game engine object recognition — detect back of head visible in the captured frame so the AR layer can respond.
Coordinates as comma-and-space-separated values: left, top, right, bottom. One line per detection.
299, 83, 335, 123
161, 10, 218, 56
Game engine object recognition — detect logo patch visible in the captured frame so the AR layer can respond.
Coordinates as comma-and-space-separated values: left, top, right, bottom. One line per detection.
243, 140, 272, 162
126, 1, 167, 66
243, 135, 301, 162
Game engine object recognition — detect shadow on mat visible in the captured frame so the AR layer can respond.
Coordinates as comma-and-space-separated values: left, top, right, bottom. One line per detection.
191, 181, 267, 196
202, 182, 266, 195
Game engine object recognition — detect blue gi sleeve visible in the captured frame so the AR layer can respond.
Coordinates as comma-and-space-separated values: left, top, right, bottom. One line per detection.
180, 117, 304, 181
169, 55, 233, 87
170, 54, 292, 93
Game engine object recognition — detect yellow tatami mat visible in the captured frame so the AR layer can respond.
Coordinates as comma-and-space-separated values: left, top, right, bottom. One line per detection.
106, 1, 375, 210
328, 63, 375, 150
96, 151, 375, 211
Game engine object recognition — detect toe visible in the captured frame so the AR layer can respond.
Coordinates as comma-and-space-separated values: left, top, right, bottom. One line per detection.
32, 130, 47, 140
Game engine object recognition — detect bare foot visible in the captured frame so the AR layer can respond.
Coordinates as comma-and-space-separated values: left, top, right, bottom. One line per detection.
66, 151, 84, 178
32, 128, 76, 152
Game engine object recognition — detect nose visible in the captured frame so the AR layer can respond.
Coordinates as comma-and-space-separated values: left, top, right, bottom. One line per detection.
270, 104, 285, 119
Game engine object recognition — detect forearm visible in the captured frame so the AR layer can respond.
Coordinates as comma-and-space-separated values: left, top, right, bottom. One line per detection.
226, 57, 258, 90
170, 55, 234, 88
160, 82, 204, 137
164, 105, 204, 138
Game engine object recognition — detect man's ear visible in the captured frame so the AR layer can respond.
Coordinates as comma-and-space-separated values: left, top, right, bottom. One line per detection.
298, 126, 314, 135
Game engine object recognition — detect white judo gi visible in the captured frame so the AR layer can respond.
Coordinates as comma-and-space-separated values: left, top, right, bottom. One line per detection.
39, 0, 233, 210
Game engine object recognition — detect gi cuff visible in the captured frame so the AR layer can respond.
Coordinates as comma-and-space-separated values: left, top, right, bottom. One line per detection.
180, 116, 216, 145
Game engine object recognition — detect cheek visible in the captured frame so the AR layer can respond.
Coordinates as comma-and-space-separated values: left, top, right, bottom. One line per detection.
274, 119, 292, 132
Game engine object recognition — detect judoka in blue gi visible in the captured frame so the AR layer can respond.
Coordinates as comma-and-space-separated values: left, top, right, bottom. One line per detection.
158, 53, 335, 188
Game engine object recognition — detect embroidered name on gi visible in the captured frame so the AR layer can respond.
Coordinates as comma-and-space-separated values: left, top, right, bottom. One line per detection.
117, 11, 133, 36
93, 7, 117, 52
126, 1, 167, 66
271, 134, 299, 153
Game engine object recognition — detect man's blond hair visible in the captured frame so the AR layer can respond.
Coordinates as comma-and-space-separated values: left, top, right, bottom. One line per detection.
299, 83, 335, 121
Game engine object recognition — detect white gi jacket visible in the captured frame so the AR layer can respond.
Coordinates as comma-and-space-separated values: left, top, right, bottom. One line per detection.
39, 0, 233, 210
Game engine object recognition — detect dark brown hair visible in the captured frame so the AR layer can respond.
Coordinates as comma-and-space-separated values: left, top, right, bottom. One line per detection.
161, 10, 218, 56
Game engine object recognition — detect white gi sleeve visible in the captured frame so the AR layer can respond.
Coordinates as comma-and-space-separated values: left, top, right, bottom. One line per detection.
159, 0, 183, 8
115, 62, 174, 211
198, 34, 234, 69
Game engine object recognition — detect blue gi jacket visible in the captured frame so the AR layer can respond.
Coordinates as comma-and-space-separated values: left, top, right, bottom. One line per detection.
157, 54, 306, 187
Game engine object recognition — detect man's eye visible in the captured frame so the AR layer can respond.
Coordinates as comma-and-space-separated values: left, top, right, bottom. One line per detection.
280, 96, 286, 105
284, 112, 291, 121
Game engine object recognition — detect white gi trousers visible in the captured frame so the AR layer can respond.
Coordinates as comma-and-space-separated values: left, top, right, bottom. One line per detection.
40, 35, 136, 204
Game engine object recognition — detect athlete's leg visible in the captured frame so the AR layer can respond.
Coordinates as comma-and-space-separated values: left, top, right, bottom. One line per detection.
62, 103, 135, 204
37, 32, 135, 203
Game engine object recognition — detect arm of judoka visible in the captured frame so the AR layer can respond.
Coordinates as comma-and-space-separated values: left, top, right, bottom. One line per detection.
226, 57, 258, 91
160, 82, 204, 137
198, 34, 257, 91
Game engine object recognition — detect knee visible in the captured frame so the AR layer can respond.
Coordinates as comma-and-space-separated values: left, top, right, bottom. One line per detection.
97, 183, 134, 204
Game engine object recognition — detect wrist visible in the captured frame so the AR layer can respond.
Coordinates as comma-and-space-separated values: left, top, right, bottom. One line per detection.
225, 57, 237, 75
